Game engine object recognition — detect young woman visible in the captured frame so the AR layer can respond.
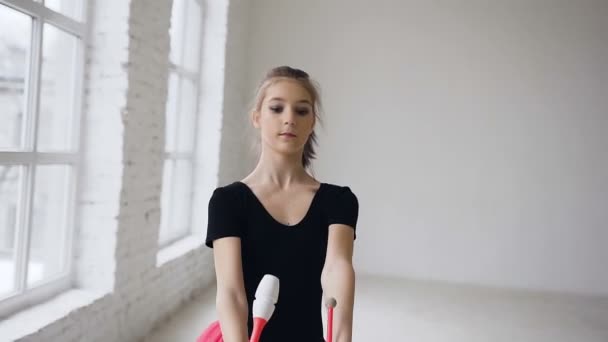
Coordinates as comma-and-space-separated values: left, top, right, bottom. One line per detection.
205, 66, 359, 342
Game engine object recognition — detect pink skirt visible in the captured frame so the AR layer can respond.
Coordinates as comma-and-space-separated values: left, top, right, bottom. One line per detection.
196, 320, 223, 342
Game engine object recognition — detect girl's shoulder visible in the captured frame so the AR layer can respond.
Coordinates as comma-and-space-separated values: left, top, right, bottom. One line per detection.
319, 182, 358, 203
208, 181, 249, 207
320, 182, 356, 194
212, 181, 248, 195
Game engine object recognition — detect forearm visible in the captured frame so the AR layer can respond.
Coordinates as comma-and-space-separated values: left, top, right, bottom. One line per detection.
322, 262, 356, 342
216, 291, 249, 342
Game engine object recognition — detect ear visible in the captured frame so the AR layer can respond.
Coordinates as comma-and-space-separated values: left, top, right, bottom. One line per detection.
251, 110, 261, 128
310, 112, 316, 133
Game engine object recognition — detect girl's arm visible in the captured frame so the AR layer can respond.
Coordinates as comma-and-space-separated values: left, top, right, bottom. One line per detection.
321, 224, 356, 342
213, 237, 249, 342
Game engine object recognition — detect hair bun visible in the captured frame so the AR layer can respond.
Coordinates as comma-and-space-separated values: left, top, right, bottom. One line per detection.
267, 66, 309, 79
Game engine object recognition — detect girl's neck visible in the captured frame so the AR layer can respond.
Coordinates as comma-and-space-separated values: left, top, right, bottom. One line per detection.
245, 150, 314, 189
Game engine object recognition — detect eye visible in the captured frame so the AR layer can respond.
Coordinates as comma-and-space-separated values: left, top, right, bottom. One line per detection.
296, 108, 310, 116
269, 106, 283, 113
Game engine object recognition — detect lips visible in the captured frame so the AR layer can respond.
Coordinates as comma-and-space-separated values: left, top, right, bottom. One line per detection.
279, 133, 297, 137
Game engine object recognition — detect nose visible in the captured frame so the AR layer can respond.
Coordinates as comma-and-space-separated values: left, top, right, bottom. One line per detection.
283, 108, 296, 126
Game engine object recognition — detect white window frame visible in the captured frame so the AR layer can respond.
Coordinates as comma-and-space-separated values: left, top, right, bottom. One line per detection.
0, 0, 87, 318
159, 0, 204, 248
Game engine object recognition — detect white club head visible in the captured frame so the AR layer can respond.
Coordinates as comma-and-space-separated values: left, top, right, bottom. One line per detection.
252, 274, 280, 320
254, 274, 280, 303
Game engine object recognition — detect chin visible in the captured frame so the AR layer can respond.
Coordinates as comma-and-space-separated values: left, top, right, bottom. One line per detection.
269, 144, 304, 156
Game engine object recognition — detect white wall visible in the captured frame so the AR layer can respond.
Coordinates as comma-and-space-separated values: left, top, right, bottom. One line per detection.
217, 0, 254, 185
0, 0, 251, 340
243, 0, 608, 296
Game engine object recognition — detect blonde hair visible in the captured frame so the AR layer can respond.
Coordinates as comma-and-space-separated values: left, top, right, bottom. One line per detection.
250, 66, 323, 169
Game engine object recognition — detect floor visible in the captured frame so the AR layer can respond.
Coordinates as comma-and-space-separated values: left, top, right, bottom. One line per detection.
144, 275, 608, 342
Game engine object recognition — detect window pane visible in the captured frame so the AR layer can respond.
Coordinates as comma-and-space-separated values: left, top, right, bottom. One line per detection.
176, 77, 197, 153
0, 166, 22, 297
28, 165, 70, 286
159, 160, 172, 244
169, 0, 185, 67
159, 159, 193, 244
165, 72, 178, 152
0, 5, 31, 151
45, 0, 83, 21
165, 75, 197, 153
38, 24, 78, 152
183, 0, 201, 71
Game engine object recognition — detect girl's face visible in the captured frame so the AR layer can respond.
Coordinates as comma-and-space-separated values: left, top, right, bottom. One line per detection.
253, 79, 316, 157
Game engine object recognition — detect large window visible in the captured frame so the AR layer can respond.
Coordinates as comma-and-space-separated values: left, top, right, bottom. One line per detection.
159, 0, 203, 247
0, 0, 85, 316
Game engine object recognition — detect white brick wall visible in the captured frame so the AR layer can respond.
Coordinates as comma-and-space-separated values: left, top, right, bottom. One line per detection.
218, 0, 254, 185
0, 0, 250, 340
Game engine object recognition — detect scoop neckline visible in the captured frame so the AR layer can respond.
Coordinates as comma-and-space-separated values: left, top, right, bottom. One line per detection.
236, 181, 325, 228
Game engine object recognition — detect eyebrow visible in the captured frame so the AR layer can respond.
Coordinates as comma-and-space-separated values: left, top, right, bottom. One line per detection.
268, 97, 312, 105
